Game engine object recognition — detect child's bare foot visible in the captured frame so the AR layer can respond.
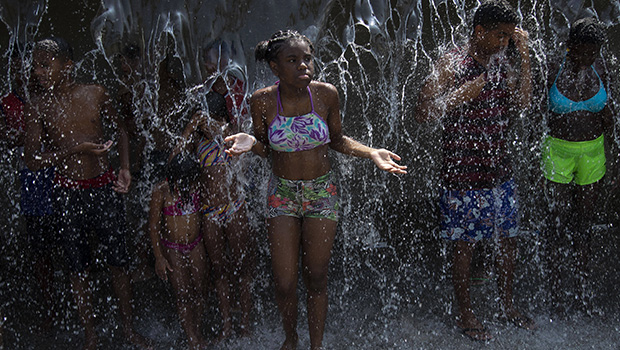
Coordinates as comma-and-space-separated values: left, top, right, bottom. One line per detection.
457, 312, 492, 341
280, 334, 298, 350
501, 309, 536, 330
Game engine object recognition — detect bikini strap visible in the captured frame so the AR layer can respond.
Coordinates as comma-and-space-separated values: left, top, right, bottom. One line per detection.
591, 65, 605, 89
553, 52, 567, 85
276, 84, 283, 116
307, 86, 315, 113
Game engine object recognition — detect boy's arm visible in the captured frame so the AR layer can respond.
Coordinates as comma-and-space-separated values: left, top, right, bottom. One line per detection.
510, 28, 532, 110
0, 107, 24, 147
102, 90, 131, 192
415, 55, 485, 123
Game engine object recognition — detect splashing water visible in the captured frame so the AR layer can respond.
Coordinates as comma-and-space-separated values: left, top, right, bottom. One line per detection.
0, 0, 620, 348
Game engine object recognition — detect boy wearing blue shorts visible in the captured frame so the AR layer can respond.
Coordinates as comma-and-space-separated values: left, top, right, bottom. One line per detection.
416, 0, 534, 341
24, 37, 151, 350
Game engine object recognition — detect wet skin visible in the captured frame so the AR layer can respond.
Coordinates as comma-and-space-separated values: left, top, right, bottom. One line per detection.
225, 37, 405, 350
24, 46, 150, 350
148, 180, 208, 349
544, 41, 614, 315
415, 22, 534, 340
547, 43, 612, 141
26, 49, 130, 191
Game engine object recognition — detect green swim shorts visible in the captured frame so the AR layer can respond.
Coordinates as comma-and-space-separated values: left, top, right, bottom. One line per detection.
541, 134, 606, 185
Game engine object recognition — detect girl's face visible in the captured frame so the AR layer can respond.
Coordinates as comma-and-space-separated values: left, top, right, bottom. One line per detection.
568, 42, 601, 67
269, 39, 314, 88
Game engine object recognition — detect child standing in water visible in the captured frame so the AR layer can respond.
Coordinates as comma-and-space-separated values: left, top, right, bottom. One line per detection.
225, 30, 406, 350
416, 0, 534, 341
175, 90, 255, 340
148, 153, 208, 350
0, 45, 59, 330
24, 37, 151, 350
542, 18, 615, 316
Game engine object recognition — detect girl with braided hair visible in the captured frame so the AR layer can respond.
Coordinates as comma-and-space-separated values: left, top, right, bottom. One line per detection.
225, 30, 406, 350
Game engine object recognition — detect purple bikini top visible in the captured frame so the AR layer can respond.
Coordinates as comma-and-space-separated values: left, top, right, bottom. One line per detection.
267, 86, 331, 152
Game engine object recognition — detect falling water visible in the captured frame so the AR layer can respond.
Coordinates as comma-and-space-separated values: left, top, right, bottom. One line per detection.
0, 0, 620, 348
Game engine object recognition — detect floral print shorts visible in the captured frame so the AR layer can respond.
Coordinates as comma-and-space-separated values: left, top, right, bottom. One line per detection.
440, 179, 520, 242
266, 172, 339, 222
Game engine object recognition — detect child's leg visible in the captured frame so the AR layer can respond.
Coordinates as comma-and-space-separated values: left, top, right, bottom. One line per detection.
188, 243, 208, 345
202, 218, 232, 340
166, 248, 204, 348
226, 207, 255, 334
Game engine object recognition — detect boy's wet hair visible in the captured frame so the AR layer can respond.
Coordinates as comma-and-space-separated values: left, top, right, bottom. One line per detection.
255, 30, 314, 63
34, 36, 74, 61
472, 0, 519, 32
568, 18, 606, 47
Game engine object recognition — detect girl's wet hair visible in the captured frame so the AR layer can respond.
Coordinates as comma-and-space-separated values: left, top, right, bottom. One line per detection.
472, 0, 518, 32
165, 152, 200, 202
205, 91, 229, 122
254, 30, 314, 63
568, 18, 606, 47
34, 36, 74, 61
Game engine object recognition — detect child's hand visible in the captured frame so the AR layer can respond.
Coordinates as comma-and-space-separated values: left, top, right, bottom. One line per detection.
155, 256, 173, 281
370, 149, 408, 174
113, 168, 132, 193
224, 133, 256, 156
75, 140, 114, 156
512, 27, 530, 57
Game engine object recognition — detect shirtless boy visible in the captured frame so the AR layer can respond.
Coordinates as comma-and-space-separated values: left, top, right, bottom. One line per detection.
24, 37, 151, 350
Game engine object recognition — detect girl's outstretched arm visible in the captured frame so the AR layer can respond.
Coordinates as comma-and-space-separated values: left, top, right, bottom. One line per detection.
323, 83, 407, 174
225, 88, 271, 157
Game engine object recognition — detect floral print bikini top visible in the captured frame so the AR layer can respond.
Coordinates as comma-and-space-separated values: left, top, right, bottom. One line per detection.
268, 86, 331, 152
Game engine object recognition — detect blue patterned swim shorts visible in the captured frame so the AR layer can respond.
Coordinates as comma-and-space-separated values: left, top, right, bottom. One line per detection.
440, 179, 520, 242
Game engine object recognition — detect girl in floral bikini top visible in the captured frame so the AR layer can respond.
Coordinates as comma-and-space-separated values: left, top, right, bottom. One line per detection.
268, 85, 331, 152
223, 30, 407, 350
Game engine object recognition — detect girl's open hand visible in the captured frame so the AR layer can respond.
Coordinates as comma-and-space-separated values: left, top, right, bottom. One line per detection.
370, 149, 407, 174
224, 133, 256, 156
155, 256, 173, 281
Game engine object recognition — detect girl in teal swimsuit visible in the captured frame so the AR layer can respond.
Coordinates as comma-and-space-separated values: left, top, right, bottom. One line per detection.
542, 18, 615, 316
225, 30, 406, 350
